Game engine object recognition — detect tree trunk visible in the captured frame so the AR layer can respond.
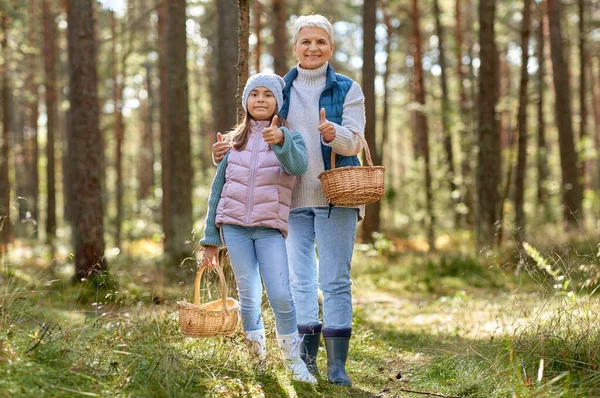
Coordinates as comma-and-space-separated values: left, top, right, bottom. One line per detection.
237, 0, 250, 123
42, 0, 57, 241
578, 0, 589, 189
167, 0, 193, 263
455, 0, 475, 228
272, 0, 287, 76
536, 5, 550, 217
591, 56, 600, 191
64, 108, 75, 224
158, 0, 171, 253
254, 0, 262, 73
0, 14, 11, 249
477, 0, 500, 249
67, 0, 107, 279
434, 0, 459, 227
546, 0, 583, 227
111, 11, 125, 249
138, 61, 155, 200
380, 2, 392, 162
361, 0, 381, 243
498, 51, 512, 153
496, 51, 516, 248
24, 0, 40, 237
514, 0, 532, 242
14, 97, 28, 235
380, 3, 397, 224
411, 0, 435, 251
217, 0, 238, 133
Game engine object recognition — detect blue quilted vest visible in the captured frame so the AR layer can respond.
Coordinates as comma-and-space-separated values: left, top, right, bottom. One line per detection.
280, 64, 360, 171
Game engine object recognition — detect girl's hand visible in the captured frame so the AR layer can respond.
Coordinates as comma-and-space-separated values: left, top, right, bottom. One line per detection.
262, 115, 284, 145
212, 132, 232, 163
201, 246, 219, 269
318, 108, 336, 142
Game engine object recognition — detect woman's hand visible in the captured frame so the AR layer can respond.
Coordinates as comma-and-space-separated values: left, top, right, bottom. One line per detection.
262, 115, 284, 145
201, 246, 219, 269
318, 108, 336, 142
212, 132, 232, 163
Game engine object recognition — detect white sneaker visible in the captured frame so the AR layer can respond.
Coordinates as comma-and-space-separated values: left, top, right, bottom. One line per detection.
277, 331, 318, 384
245, 329, 267, 362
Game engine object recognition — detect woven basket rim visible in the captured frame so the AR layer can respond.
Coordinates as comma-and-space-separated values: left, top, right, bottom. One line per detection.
177, 298, 240, 310
319, 165, 385, 177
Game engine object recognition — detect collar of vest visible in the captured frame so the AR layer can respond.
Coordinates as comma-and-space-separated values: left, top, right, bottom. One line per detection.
283, 64, 338, 97
282, 64, 338, 119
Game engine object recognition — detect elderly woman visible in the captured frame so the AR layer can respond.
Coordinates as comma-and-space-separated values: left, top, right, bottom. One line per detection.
213, 14, 365, 387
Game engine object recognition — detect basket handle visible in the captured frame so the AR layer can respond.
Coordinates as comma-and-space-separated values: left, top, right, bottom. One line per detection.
193, 260, 229, 313
330, 134, 373, 169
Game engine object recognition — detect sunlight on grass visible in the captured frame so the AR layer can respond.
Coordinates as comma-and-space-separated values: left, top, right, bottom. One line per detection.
3, 232, 600, 396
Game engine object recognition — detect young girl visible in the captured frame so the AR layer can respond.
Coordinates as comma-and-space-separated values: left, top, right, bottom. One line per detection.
200, 73, 316, 384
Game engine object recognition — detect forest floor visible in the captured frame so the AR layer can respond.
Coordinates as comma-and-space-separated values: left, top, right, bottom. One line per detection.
1, 232, 600, 397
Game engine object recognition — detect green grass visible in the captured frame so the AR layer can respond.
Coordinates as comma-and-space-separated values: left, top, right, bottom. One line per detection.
2, 234, 600, 397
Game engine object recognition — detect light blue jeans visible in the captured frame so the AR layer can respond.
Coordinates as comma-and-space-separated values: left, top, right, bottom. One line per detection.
286, 207, 358, 329
222, 224, 297, 335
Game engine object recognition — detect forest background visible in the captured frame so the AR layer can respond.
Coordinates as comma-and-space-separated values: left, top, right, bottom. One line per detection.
1, 0, 600, 397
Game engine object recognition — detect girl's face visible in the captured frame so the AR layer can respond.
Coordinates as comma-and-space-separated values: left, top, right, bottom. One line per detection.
293, 26, 334, 70
247, 86, 277, 121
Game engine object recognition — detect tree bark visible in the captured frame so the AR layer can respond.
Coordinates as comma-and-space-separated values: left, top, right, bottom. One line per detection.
0, 14, 11, 249
272, 0, 287, 77
67, 0, 107, 279
24, 0, 40, 237
514, 0, 532, 242
498, 51, 511, 153
14, 94, 28, 235
217, 0, 238, 133
591, 56, 600, 191
380, 2, 392, 162
167, 0, 193, 263
237, 0, 250, 124
254, 0, 262, 73
546, 0, 583, 227
536, 5, 550, 216
411, 0, 435, 250
361, 0, 381, 243
158, 0, 171, 253
578, 0, 589, 189
455, 0, 475, 228
496, 51, 515, 248
42, 0, 57, 241
477, 0, 500, 249
111, 11, 125, 249
138, 61, 155, 200
434, 0, 459, 227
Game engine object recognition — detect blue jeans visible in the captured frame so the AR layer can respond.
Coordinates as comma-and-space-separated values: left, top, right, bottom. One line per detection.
286, 207, 358, 329
222, 224, 297, 335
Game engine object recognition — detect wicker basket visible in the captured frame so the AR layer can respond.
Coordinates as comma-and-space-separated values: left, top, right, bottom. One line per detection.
177, 262, 240, 338
318, 134, 385, 207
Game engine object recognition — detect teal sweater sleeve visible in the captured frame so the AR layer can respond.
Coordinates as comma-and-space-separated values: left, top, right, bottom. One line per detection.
271, 127, 308, 176
199, 153, 229, 247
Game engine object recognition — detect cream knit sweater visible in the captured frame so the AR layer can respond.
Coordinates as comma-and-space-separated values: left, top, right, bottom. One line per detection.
285, 63, 366, 217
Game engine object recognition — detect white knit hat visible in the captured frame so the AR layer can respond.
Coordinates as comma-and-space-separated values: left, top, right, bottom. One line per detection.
242, 73, 286, 113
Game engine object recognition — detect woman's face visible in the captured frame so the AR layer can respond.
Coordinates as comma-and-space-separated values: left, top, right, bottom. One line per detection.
246, 86, 277, 121
293, 26, 334, 70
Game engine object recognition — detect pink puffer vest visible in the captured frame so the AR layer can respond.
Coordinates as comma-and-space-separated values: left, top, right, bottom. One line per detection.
215, 121, 296, 237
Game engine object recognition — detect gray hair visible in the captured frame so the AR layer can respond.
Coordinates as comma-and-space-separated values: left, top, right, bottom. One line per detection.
292, 14, 335, 45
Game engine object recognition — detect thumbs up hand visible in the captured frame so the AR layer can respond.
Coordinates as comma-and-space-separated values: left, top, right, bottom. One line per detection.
212, 132, 233, 163
318, 108, 336, 142
262, 115, 284, 145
